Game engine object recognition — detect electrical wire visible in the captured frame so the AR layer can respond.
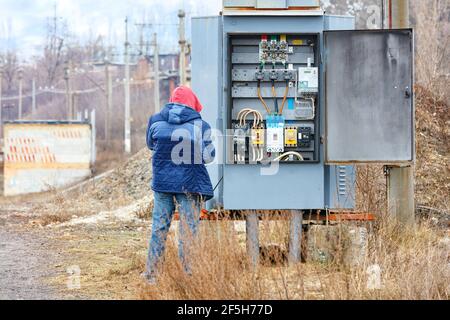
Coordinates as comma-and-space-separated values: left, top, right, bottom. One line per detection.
241, 110, 257, 127
271, 81, 278, 114
257, 81, 271, 114
237, 108, 262, 128
0, 78, 146, 102
295, 97, 316, 120
308, 97, 316, 119
250, 145, 264, 162
237, 108, 252, 126
279, 80, 290, 115
273, 151, 304, 162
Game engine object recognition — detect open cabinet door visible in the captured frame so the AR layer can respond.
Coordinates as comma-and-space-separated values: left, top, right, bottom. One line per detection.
191, 16, 223, 208
324, 29, 414, 164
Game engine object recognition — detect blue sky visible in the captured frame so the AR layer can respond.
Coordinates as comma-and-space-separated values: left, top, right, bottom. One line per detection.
0, 0, 222, 60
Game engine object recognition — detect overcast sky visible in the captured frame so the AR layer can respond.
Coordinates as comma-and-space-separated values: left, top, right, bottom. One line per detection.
0, 0, 222, 60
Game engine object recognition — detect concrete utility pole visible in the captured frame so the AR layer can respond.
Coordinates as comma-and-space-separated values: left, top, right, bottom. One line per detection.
104, 58, 112, 144
72, 93, 77, 121
388, 0, 410, 29
124, 17, 131, 154
178, 10, 187, 86
18, 68, 23, 120
64, 61, 73, 120
386, 0, 415, 227
0, 65, 3, 133
152, 32, 160, 113
90, 109, 96, 165
381, 0, 387, 29
32, 78, 36, 117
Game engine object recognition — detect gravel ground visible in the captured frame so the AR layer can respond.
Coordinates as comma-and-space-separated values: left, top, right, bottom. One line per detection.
0, 228, 59, 300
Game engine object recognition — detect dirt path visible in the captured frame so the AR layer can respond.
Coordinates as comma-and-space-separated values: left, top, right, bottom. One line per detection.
0, 228, 59, 300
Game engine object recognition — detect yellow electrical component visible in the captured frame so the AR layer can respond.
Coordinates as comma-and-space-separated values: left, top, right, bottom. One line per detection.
280, 34, 287, 42
284, 127, 298, 147
251, 128, 265, 146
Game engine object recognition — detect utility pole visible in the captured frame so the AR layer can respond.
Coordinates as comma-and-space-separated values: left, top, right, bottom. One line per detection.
104, 57, 112, 144
72, 92, 77, 120
64, 61, 73, 120
124, 17, 131, 154
18, 68, 23, 120
152, 33, 160, 113
0, 64, 3, 135
386, 0, 415, 227
178, 10, 187, 86
32, 78, 36, 117
381, 0, 387, 29
389, 0, 410, 29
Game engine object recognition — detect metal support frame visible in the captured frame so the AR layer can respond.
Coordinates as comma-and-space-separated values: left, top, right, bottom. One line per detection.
245, 210, 259, 267
288, 210, 303, 264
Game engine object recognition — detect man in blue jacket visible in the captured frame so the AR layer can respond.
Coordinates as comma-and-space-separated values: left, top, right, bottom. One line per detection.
143, 86, 215, 284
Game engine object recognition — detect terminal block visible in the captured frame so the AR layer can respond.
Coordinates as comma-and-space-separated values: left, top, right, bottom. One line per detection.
253, 69, 296, 82
259, 35, 290, 65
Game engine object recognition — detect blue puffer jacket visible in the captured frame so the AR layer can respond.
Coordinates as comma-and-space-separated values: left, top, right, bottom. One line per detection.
146, 103, 215, 200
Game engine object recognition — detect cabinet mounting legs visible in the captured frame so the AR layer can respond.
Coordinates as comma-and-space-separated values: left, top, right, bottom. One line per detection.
245, 210, 259, 268
289, 210, 303, 264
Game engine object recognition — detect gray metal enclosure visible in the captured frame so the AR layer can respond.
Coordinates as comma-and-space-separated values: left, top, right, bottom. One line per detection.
325, 30, 414, 163
191, 12, 413, 211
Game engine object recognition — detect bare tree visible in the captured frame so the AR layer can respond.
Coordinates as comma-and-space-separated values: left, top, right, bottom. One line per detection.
42, 7, 68, 86
413, 0, 450, 101
0, 51, 19, 93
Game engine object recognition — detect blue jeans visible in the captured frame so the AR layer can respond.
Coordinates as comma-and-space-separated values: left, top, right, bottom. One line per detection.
145, 192, 201, 278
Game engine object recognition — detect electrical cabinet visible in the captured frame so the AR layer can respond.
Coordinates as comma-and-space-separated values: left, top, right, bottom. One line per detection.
191, 11, 413, 211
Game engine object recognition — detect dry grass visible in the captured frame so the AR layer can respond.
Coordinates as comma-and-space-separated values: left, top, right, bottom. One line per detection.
37, 213, 72, 226
30, 193, 72, 226
138, 221, 265, 300
136, 215, 448, 300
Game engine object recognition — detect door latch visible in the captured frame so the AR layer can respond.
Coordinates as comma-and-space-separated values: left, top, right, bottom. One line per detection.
405, 87, 411, 99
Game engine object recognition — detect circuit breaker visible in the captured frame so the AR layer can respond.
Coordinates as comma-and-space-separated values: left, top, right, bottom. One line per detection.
229, 34, 319, 164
